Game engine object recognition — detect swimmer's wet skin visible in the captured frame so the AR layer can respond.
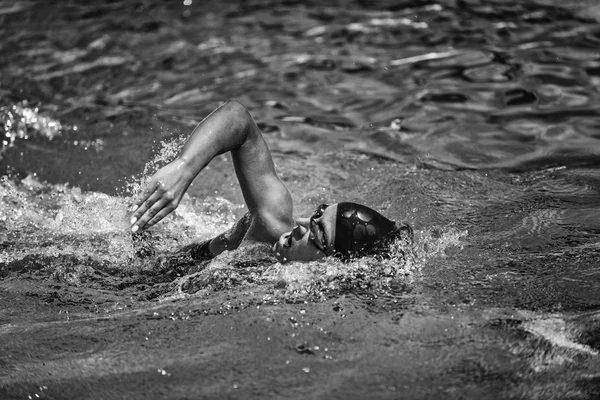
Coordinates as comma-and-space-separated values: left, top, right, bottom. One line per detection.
130, 99, 411, 262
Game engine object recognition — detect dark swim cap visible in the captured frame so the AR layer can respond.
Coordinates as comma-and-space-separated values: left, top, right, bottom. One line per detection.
334, 202, 401, 258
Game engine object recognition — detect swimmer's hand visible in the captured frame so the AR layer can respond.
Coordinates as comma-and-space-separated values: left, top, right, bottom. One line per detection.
128, 99, 292, 236
129, 158, 194, 232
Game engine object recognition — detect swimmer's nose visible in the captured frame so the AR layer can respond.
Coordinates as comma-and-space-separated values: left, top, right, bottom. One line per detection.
296, 217, 310, 228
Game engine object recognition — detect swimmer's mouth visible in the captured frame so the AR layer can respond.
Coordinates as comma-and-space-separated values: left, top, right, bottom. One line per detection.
275, 232, 292, 252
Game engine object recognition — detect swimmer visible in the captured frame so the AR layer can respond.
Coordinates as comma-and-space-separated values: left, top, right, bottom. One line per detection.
130, 100, 412, 263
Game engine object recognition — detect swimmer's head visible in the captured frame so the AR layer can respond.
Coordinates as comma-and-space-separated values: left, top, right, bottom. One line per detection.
273, 202, 412, 263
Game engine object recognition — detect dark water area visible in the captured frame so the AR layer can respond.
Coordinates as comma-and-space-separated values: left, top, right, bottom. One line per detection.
2, 0, 600, 398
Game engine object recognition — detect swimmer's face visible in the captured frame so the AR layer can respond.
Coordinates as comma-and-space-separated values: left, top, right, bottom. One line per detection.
273, 204, 337, 263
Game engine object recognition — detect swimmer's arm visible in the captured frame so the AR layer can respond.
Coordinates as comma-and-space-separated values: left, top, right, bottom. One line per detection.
130, 99, 293, 241
176, 212, 251, 260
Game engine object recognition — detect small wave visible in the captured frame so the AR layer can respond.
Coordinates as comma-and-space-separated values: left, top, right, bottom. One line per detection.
160, 225, 466, 304
160, 232, 416, 304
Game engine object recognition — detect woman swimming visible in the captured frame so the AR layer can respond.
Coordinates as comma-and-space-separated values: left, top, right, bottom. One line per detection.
129, 100, 411, 263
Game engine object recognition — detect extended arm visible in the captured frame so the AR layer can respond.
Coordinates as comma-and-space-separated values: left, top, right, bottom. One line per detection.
130, 99, 293, 244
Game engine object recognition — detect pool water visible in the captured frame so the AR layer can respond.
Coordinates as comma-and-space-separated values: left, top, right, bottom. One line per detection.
2, 0, 600, 398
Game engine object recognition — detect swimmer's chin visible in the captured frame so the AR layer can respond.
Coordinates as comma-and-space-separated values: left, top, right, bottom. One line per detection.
272, 242, 289, 263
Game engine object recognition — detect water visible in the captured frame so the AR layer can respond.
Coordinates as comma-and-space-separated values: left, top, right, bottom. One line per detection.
2, 0, 600, 398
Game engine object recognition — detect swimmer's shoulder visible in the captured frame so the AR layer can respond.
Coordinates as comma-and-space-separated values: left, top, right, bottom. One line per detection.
244, 178, 294, 243
183, 200, 292, 261
209, 208, 291, 255
244, 210, 292, 244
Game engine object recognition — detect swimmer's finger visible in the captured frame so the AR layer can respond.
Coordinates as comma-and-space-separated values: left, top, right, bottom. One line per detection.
130, 189, 159, 225
130, 188, 165, 231
132, 200, 166, 232
144, 206, 175, 230
131, 180, 159, 212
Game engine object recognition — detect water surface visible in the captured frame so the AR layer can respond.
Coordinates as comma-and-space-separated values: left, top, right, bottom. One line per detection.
2, 0, 600, 399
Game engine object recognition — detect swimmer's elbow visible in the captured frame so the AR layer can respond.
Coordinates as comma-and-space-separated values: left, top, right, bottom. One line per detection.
218, 99, 257, 138
222, 99, 251, 122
